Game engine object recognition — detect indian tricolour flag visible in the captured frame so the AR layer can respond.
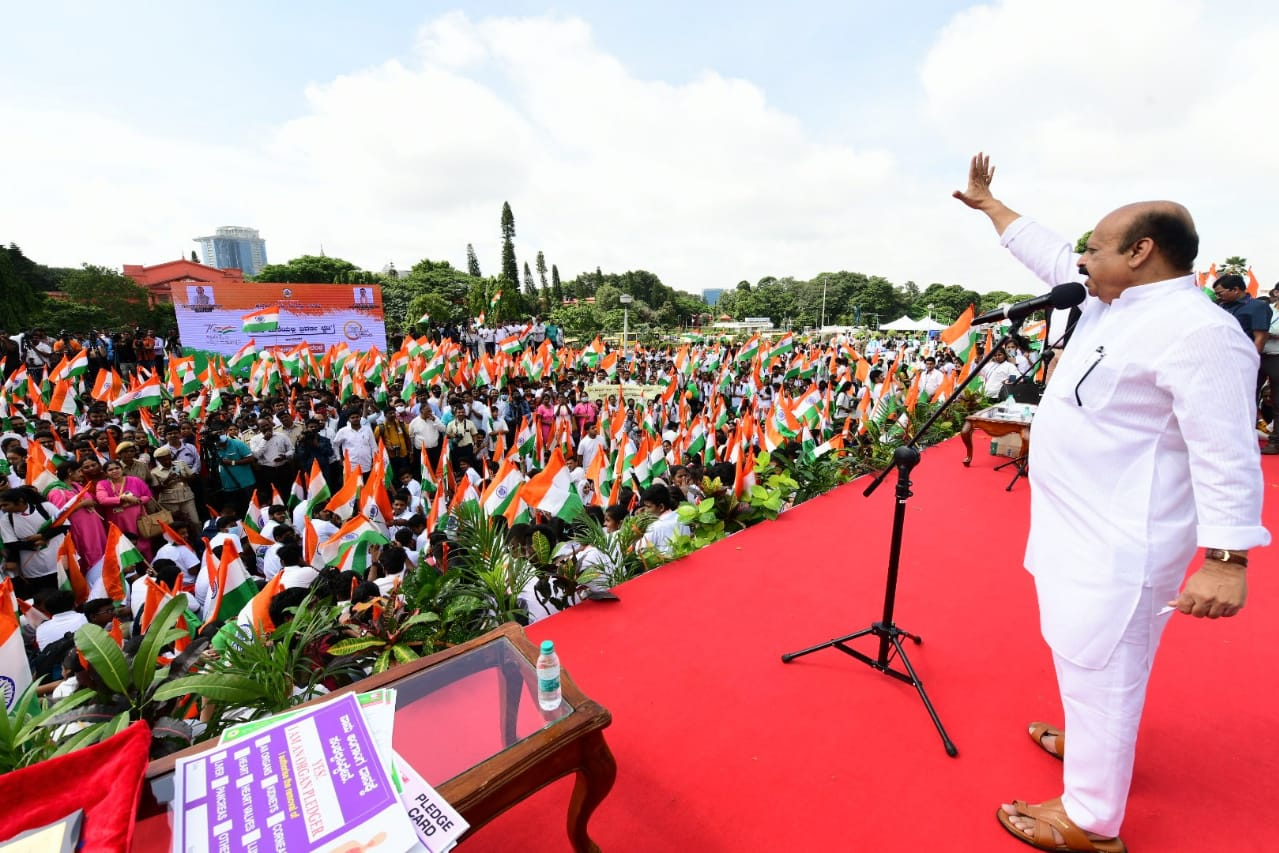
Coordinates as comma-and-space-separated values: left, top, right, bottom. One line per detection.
940, 305, 976, 361
0, 578, 32, 712
498, 333, 523, 355
202, 544, 258, 627
318, 514, 390, 567
242, 306, 280, 333
481, 458, 524, 517
100, 524, 143, 602
520, 447, 585, 522
112, 374, 163, 413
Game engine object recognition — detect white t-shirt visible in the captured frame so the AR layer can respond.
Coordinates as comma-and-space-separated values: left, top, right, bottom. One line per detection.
36, 611, 87, 650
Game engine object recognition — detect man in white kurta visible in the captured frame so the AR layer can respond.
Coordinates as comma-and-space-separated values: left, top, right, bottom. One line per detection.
956, 153, 1268, 850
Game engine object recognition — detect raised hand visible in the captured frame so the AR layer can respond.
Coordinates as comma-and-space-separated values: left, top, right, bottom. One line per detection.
952, 152, 997, 209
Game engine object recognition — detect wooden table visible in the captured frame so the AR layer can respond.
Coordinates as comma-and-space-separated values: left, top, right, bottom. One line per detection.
960, 404, 1034, 490
136, 622, 616, 852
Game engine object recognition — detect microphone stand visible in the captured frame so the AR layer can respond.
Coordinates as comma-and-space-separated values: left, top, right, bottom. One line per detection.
781, 317, 1030, 757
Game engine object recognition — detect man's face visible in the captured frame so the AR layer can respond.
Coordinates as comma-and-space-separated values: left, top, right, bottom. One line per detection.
119, 446, 137, 462
348, 415, 362, 430
924, 359, 936, 371
257, 420, 273, 436
88, 410, 106, 427
1214, 284, 1242, 304
1077, 213, 1136, 303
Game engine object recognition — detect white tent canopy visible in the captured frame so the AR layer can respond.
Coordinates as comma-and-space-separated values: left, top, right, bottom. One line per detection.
878, 315, 948, 332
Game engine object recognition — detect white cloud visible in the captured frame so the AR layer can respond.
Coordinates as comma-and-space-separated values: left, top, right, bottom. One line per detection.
1, 5, 1276, 304
920, 0, 1279, 281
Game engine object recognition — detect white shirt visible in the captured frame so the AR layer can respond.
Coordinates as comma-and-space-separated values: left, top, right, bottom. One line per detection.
918, 368, 944, 399
333, 424, 377, 472
0, 501, 64, 579
1002, 217, 1269, 667
408, 414, 443, 449
978, 361, 1020, 396
636, 510, 690, 557
156, 542, 200, 581
577, 434, 604, 469
36, 610, 87, 650
280, 565, 319, 590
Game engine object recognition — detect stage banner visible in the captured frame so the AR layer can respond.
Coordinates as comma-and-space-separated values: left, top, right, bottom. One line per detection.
173, 282, 387, 358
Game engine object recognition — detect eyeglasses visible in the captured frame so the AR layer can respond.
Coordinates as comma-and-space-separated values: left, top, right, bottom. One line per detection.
1074, 346, 1107, 407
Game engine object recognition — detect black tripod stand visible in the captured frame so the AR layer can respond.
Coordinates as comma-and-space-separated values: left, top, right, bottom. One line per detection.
781, 320, 1029, 758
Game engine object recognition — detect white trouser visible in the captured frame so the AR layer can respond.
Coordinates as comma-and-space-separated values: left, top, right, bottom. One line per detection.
1050, 584, 1176, 837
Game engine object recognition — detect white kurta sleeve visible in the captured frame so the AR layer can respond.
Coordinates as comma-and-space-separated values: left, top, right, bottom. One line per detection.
1156, 323, 1270, 550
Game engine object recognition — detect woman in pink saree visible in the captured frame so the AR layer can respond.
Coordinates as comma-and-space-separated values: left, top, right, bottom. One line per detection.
50, 459, 107, 567
95, 459, 154, 560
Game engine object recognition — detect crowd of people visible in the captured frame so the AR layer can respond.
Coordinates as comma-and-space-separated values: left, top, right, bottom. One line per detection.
6, 311, 1038, 696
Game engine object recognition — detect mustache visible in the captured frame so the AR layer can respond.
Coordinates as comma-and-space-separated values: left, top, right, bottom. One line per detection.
1077, 264, 1090, 277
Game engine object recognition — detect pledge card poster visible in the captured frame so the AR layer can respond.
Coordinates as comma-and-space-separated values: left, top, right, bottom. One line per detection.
171, 693, 417, 853
173, 282, 387, 359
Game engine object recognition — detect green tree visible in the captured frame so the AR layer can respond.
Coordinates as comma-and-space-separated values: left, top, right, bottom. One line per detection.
406, 292, 453, 330
914, 283, 982, 322
0, 245, 40, 328
30, 297, 113, 333
190, 250, 199, 263
466, 243, 481, 278
499, 202, 518, 291
536, 251, 549, 312
253, 255, 360, 283
1075, 231, 1093, 254
1219, 256, 1248, 276
551, 264, 563, 305
61, 264, 158, 328
523, 261, 537, 300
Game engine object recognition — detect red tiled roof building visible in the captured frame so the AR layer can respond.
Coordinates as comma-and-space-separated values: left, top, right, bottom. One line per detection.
122, 259, 245, 305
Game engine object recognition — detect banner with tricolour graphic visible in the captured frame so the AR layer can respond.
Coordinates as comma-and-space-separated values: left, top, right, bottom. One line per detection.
172, 282, 387, 358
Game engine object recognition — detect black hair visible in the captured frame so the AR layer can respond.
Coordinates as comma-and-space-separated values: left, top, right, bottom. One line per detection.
1121, 209, 1198, 272
378, 547, 407, 576
79, 598, 114, 619
151, 558, 181, 587
641, 484, 673, 512
276, 543, 303, 567
44, 589, 77, 614
350, 581, 381, 605
268, 587, 309, 626
1213, 273, 1246, 292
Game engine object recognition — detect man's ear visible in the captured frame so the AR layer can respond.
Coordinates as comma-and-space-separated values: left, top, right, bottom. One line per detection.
1127, 236, 1156, 269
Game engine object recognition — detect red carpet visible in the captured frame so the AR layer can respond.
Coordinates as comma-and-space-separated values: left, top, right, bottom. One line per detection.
459, 435, 1278, 852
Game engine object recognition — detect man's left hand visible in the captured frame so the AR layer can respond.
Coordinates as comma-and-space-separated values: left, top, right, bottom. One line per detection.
1170, 561, 1247, 618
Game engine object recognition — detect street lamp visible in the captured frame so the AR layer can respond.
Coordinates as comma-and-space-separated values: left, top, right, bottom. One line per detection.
619, 293, 633, 352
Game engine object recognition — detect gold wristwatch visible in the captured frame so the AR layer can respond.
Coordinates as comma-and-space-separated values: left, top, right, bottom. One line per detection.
1205, 549, 1248, 567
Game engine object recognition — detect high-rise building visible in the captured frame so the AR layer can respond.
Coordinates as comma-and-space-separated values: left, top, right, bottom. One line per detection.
703, 288, 724, 307
194, 226, 269, 277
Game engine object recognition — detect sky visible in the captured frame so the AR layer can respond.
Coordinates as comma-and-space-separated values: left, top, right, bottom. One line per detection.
1, 0, 1276, 297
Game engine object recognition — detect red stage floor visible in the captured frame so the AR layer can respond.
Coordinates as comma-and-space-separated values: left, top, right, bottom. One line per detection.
463, 436, 1277, 852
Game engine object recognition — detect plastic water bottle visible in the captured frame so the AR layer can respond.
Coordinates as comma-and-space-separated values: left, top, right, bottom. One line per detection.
1022, 404, 1031, 420
537, 640, 561, 711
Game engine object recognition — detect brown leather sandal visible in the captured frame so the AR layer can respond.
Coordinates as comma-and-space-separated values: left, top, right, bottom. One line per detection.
1028, 721, 1064, 760
996, 800, 1126, 852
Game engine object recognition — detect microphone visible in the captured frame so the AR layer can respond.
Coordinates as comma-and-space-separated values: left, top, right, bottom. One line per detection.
972, 282, 1087, 325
